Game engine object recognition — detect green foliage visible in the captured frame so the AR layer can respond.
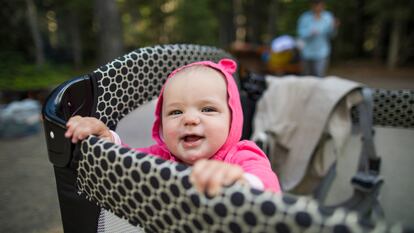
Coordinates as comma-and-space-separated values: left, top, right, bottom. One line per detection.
2, 0, 413, 93
121, 0, 220, 47
0, 53, 74, 91
0, 1, 31, 60
121, 0, 173, 47
172, 0, 219, 45
276, 1, 308, 36
366, 0, 414, 21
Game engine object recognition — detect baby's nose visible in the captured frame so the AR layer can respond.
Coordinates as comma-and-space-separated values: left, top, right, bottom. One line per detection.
183, 112, 200, 125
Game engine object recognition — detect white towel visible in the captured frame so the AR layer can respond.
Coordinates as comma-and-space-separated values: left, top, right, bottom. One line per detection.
251, 76, 363, 191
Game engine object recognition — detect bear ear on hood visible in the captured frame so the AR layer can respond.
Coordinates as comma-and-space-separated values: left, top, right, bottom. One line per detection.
218, 59, 237, 75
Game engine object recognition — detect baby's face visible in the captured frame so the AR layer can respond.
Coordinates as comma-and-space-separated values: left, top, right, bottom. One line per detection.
161, 66, 230, 165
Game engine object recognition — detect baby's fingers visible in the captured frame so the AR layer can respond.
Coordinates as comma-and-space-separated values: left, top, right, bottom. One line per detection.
71, 125, 92, 143
206, 165, 243, 196
65, 116, 82, 138
72, 129, 86, 143
66, 119, 90, 143
221, 166, 244, 186
205, 169, 225, 196
191, 161, 244, 196
190, 160, 211, 193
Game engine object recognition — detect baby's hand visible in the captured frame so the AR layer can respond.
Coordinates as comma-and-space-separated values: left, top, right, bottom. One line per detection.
65, 115, 113, 143
190, 160, 245, 196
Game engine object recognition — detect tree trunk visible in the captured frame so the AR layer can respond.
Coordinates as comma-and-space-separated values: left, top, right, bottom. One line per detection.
25, 0, 45, 67
387, 15, 402, 69
354, 0, 365, 57
233, 0, 246, 44
68, 11, 83, 69
372, 18, 387, 61
218, 2, 236, 48
266, 0, 278, 44
94, 0, 124, 65
245, 0, 260, 44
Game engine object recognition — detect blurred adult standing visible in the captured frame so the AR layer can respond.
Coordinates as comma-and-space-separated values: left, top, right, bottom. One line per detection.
297, 0, 338, 77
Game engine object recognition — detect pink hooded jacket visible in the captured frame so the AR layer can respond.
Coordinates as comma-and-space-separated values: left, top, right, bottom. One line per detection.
133, 59, 280, 192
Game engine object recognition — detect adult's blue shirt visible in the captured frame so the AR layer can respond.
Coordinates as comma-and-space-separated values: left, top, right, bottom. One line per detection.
297, 10, 335, 60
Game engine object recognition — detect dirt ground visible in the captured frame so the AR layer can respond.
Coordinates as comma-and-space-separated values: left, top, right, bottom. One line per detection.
328, 60, 414, 89
234, 51, 414, 89
0, 129, 62, 233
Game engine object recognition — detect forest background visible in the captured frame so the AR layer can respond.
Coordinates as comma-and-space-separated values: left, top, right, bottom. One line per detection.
1, 0, 413, 94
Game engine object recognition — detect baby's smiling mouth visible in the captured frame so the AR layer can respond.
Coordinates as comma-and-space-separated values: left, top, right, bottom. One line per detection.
181, 134, 204, 143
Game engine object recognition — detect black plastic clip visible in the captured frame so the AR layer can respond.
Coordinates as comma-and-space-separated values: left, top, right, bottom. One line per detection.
351, 171, 383, 192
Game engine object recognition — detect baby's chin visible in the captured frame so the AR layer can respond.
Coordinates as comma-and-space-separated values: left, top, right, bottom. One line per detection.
178, 152, 214, 165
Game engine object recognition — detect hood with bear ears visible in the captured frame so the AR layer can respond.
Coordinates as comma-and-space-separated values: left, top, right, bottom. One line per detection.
150, 59, 243, 161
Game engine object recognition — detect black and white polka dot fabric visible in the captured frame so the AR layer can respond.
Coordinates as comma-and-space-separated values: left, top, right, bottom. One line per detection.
77, 136, 407, 233
91, 44, 234, 130
73, 44, 414, 232
372, 89, 414, 128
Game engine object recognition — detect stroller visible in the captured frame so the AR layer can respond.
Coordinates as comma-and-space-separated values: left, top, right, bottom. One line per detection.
42, 44, 413, 232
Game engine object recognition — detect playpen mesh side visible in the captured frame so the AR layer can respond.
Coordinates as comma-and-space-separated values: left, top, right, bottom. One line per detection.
372, 89, 414, 128
76, 136, 408, 233
74, 44, 413, 232
91, 44, 234, 130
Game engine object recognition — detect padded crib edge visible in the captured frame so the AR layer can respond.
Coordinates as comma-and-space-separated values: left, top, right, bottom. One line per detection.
75, 136, 409, 233
42, 75, 95, 167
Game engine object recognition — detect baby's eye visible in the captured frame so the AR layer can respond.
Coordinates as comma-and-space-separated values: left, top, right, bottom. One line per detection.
201, 106, 217, 112
168, 110, 182, 116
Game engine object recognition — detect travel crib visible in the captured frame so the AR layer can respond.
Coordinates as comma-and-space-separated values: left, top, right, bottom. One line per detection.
42, 44, 413, 233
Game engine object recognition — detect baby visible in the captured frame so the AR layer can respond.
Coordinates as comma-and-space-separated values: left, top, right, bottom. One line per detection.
65, 59, 281, 195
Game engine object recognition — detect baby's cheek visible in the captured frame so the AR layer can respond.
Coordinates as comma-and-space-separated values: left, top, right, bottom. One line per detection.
162, 126, 178, 144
